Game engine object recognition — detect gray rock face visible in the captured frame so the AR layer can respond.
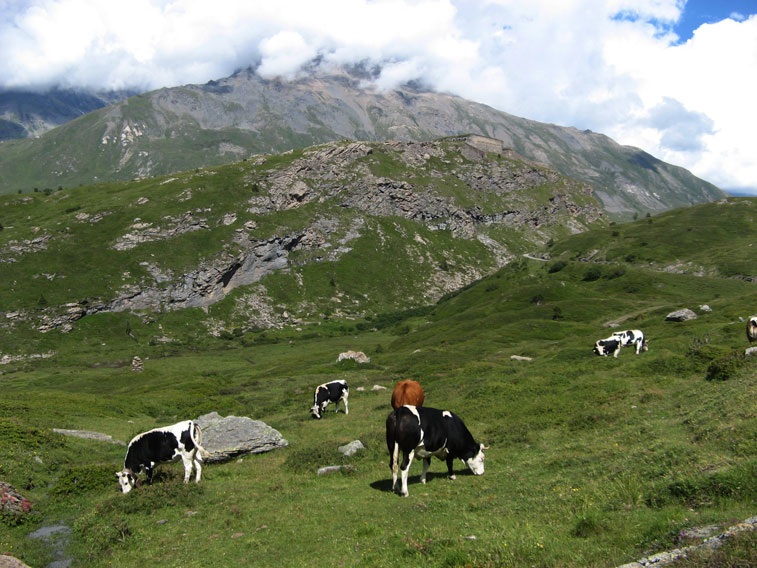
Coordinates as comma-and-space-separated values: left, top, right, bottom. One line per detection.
52, 429, 125, 445
665, 308, 698, 322
196, 412, 288, 463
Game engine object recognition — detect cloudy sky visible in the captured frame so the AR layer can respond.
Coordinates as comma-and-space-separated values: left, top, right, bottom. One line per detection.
1, 0, 755, 195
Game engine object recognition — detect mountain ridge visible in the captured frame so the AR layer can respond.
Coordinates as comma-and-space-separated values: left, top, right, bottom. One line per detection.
0, 67, 724, 218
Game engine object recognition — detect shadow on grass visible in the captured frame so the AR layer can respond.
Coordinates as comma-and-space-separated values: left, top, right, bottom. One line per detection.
370, 470, 471, 493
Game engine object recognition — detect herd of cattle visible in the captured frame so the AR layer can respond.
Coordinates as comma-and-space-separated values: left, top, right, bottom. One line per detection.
117, 319, 757, 495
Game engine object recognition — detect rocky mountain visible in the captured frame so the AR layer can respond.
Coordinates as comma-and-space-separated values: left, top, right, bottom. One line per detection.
0, 87, 133, 141
0, 136, 603, 341
0, 67, 723, 218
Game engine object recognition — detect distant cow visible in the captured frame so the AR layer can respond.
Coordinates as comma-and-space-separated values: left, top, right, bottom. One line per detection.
747, 316, 757, 343
611, 329, 649, 354
116, 420, 209, 494
391, 379, 424, 410
594, 329, 648, 357
311, 380, 349, 419
386, 405, 487, 497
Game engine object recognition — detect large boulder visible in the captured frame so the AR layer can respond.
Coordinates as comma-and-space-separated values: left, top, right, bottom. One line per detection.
665, 308, 698, 322
195, 412, 288, 463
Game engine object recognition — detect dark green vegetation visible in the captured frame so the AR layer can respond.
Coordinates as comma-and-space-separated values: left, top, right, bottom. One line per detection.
0, 68, 724, 219
2, 188, 756, 566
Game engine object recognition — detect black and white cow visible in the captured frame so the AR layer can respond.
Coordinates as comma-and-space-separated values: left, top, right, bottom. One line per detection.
613, 329, 649, 354
386, 405, 487, 497
594, 329, 648, 357
310, 380, 349, 419
116, 420, 209, 494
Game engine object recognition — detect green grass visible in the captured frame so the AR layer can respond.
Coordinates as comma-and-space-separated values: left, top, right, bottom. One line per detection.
2, 247, 756, 566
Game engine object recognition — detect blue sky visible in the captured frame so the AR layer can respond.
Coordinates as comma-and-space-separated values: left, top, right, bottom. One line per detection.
0, 0, 755, 195
675, 0, 755, 41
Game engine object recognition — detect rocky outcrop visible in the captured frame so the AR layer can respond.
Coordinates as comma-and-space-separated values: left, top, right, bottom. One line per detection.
0, 481, 31, 520
665, 308, 698, 322
195, 412, 288, 463
52, 429, 125, 445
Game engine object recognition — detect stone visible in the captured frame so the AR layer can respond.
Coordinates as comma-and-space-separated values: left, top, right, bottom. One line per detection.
371, 385, 387, 391
317, 465, 355, 475
665, 308, 698, 322
745, 347, 757, 357
0, 556, 32, 568
338, 440, 365, 456
195, 412, 288, 463
510, 355, 533, 361
131, 356, 144, 372
52, 429, 125, 445
699, 304, 712, 312
336, 350, 370, 363
0, 481, 31, 519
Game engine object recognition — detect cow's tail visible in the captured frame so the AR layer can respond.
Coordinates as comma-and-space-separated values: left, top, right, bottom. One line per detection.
391, 441, 400, 476
191, 422, 212, 459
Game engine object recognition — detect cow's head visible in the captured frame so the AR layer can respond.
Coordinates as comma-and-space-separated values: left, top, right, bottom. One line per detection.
593, 341, 606, 356
310, 404, 322, 419
115, 469, 138, 494
465, 443, 488, 475
642, 339, 650, 352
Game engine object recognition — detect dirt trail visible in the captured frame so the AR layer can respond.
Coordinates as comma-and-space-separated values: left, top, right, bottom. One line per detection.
603, 305, 666, 328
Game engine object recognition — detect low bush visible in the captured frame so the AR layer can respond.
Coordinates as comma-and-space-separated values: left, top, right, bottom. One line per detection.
705, 349, 747, 381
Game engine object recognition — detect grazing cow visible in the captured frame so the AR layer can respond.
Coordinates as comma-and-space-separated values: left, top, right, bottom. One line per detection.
391, 379, 424, 410
594, 329, 648, 357
593, 336, 622, 358
611, 329, 649, 354
311, 380, 349, 419
386, 405, 487, 497
116, 420, 209, 494
747, 316, 757, 343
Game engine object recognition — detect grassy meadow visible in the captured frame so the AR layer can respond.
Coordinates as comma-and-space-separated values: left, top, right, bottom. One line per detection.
2, 234, 756, 566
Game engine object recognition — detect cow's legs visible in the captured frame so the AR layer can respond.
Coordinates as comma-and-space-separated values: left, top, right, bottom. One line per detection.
181, 454, 194, 483
420, 458, 431, 484
446, 455, 457, 480
193, 454, 203, 483
334, 399, 340, 413
144, 465, 154, 485
399, 450, 415, 497
390, 443, 400, 492
342, 392, 349, 415
613, 346, 621, 358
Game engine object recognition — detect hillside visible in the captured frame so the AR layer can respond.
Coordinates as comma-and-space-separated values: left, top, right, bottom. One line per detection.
0, 67, 724, 218
0, 136, 603, 350
1, 196, 755, 567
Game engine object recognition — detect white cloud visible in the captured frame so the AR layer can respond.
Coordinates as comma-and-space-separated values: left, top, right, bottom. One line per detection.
0, 0, 755, 194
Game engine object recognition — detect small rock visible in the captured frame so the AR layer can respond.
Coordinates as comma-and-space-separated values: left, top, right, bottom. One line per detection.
1, 482, 32, 518
510, 355, 533, 361
371, 385, 387, 391
231, 532, 245, 539
338, 440, 365, 456
745, 347, 757, 357
0, 555, 33, 568
131, 356, 144, 372
356, 387, 365, 391
317, 465, 355, 475
665, 308, 698, 322
464, 535, 477, 541
699, 304, 712, 312
156, 519, 168, 525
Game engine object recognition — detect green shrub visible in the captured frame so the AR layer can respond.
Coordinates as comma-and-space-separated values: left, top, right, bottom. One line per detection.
548, 260, 567, 273
52, 464, 115, 497
706, 350, 747, 381
583, 266, 602, 282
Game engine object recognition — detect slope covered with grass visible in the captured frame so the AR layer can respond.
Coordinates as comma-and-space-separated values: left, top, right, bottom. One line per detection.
2, 205, 755, 566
